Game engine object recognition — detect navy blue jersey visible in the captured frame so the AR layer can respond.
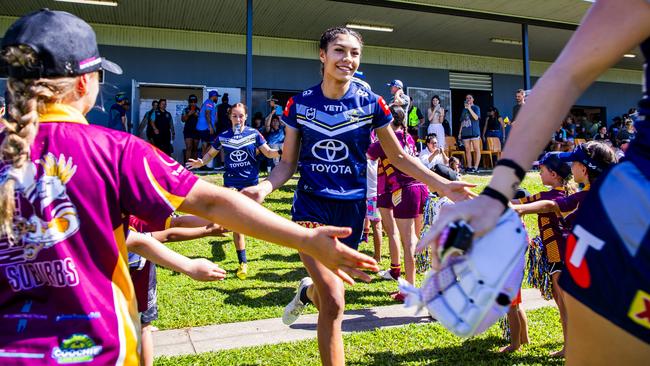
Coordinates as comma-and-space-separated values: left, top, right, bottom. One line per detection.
212, 127, 266, 188
282, 82, 392, 200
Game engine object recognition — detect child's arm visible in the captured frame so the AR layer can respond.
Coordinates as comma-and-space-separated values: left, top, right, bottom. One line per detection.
151, 225, 227, 243
126, 231, 226, 281
186, 146, 219, 170
512, 200, 559, 216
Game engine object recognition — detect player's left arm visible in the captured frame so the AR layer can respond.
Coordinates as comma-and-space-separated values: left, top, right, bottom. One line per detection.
376, 125, 475, 201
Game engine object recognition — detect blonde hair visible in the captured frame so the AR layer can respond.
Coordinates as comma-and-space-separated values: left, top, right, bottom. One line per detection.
0, 45, 78, 239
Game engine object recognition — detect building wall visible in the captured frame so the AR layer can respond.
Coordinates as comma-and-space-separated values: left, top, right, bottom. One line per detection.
1, 43, 642, 127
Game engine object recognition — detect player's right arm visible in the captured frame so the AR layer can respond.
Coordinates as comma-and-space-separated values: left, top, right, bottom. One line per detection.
241, 127, 299, 203
186, 145, 219, 170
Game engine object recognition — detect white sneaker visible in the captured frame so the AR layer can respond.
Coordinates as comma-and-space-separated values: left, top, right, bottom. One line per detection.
282, 277, 313, 325
378, 269, 398, 281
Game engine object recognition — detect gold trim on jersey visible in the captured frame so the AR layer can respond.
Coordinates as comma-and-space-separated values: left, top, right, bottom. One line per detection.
39, 103, 89, 125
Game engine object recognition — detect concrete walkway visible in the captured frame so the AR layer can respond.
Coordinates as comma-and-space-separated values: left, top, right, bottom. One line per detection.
153, 288, 553, 357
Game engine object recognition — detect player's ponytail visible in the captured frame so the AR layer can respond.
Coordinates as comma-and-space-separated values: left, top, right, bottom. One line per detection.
0, 45, 78, 241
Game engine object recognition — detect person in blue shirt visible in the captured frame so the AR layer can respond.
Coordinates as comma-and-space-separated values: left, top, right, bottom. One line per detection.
186, 103, 280, 280
197, 90, 219, 156
241, 27, 474, 365
263, 114, 285, 171
268, 97, 284, 116
458, 94, 481, 173
107, 92, 128, 131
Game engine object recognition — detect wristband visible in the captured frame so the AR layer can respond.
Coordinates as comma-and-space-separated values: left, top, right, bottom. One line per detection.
480, 186, 509, 210
495, 159, 526, 182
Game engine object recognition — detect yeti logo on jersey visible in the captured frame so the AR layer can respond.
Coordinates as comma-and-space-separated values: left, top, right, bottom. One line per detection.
310, 139, 352, 174
230, 150, 248, 163
306, 108, 317, 121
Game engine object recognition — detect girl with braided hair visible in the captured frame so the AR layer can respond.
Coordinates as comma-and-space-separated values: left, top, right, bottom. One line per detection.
0, 10, 378, 365
367, 106, 428, 302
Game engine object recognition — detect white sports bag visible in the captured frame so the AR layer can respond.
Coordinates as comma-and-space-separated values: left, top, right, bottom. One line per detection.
400, 209, 528, 337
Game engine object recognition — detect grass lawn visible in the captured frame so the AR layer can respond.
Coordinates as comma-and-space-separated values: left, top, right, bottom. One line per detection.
155, 171, 546, 330
156, 307, 563, 366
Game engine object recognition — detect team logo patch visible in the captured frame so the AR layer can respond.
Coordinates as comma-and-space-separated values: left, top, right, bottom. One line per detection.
378, 96, 391, 116
283, 98, 294, 117
306, 108, 317, 121
229, 150, 248, 163
311, 139, 349, 163
628, 290, 650, 330
356, 89, 369, 97
51, 334, 103, 364
302, 90, 313, 97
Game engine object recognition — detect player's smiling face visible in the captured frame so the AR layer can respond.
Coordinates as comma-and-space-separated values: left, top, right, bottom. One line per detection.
320, 34, 361, 83
230, 105, 247, 133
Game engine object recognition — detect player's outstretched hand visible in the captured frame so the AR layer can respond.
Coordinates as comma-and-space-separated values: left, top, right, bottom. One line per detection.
416, 195, 503, 267
186, 158, 204, 170
186, 259, 227, 281
205, 223, 230, 237
439, 180, 477, 202
301, 226, 379, 285
240, 184, 269, 204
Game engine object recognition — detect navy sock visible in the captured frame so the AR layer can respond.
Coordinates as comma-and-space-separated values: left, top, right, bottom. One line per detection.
236, 249, 247, 264
299, 286, 311, 305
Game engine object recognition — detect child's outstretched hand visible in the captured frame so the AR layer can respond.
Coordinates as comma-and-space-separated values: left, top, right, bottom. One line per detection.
185, 259, 226, 281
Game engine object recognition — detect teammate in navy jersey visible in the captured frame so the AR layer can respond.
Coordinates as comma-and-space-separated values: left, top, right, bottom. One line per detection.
187, 103, 280, 279
423, 1, 650, 363
242, 27, 474, 365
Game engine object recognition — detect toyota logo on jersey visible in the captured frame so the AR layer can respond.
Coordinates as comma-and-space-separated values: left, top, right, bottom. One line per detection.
311, 139, 349, 163
230, 150, 248, 163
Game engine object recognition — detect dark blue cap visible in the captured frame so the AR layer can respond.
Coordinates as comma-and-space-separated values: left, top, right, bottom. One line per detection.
387, 79, 403, 88
1, 9, 122, 78
536, 152, 572, 179
557, 144, 610, 173
209, 90, 220, 98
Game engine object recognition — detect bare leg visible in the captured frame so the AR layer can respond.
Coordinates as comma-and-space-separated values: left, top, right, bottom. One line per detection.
395, 218, 417, 284
500, 306, 522, 353
414, 214, 423, 238
233, 232, 245, 251
518, 307, 530, 344
379, 207, 401, 269
471, 139, 481, 170
550, 272, 567, 357
301, 253, 346, 366
184, 138, 193, 164
371, 220, 382, 262
463, 139, 473, 169
141, 323, 154, 366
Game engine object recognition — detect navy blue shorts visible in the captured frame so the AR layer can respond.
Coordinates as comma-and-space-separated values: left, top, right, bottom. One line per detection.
197, 129, 212, 143
291, 190, 365, 250
559, 148, 650, 343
